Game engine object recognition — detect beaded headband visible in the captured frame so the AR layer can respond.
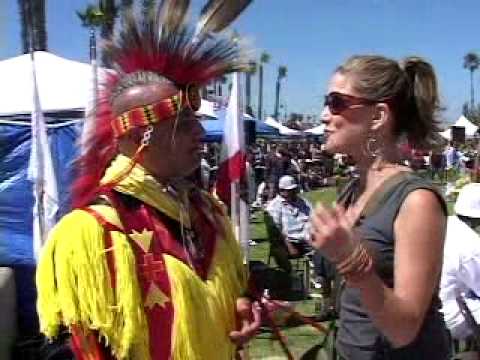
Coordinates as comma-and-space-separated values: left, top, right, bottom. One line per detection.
112, 83, 201, 137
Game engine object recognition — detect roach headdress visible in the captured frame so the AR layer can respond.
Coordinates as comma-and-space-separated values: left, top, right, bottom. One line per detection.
73, 0, 253, 207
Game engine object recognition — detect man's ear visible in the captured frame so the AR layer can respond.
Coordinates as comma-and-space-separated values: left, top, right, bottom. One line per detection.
370, 103, 391, 132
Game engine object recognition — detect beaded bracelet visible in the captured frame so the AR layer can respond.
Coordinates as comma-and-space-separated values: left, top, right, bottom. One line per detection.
335, 242, 374, 284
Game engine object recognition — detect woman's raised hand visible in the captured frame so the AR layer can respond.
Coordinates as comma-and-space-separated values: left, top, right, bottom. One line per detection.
310, 203, 360, 263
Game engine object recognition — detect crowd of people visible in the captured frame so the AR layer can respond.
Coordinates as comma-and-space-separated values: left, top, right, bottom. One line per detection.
199, 141, 336, 207
422, 142, 478, 183
28, 1, 480, 360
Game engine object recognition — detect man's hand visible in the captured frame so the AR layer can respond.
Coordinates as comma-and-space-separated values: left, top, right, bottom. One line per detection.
229, 297, 262, 346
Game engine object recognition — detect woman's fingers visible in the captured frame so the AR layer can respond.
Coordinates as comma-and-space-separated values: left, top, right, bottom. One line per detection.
311, 202, 357, 261
314, 203, 337, 227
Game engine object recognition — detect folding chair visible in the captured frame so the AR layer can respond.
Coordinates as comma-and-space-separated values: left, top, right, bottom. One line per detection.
263, 210, 310, 297
452, 294, 480, 360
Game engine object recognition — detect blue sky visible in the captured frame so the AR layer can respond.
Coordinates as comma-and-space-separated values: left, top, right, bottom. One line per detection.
1, 0, 479, 125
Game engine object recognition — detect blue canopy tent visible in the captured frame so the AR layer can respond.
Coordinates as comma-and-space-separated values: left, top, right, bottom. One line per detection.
0, 114, 80, 335
201, 117, 279, 142
0, 52, 92, 336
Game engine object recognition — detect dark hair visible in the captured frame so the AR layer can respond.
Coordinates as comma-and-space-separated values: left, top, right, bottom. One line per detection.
336, 55, 443, 148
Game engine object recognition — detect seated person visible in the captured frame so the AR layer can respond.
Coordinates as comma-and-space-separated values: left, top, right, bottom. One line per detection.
440, 183, 480, 339
265, 175, 313, 272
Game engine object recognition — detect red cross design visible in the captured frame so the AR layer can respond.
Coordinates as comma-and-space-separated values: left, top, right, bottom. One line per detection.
140, 253, 164, 283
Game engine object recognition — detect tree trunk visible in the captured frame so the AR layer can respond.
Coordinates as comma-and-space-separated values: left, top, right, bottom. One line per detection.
100, 0, 117, 65
257, 65, 263, 120
18, 0, 47, 53
18, 0, 29, 53
274, 78, 281, 120
245, 72, 252, 115
471, 69, 475, 112
100, 0, 116, 40
32, 0, 47, 51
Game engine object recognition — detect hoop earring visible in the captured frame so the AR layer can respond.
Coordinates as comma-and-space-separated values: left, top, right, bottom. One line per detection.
365, 137, 381, 159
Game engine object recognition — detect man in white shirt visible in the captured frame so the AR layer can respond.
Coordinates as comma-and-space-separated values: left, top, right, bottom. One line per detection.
265, 176, 336, 293
440, 183, 480, 339
265, 176, 313, 247
265, 175, 313, 272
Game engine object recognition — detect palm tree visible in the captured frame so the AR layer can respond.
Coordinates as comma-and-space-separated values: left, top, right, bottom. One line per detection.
257, 52, 270, 121
77, 1, 118, 66
120, 0, 134, 11
99, 0, 118, 41
245, 61, 257, 116
77, 5, 107, 33
463, 52, 480, 111
77, 4, 106, 57
274, 65, 287, 120
18, 0, 47, 53
142, 0, 156, 17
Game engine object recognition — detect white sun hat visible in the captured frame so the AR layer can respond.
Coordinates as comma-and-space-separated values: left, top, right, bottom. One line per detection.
279, 175, 298, 190
455, 183, 480, 218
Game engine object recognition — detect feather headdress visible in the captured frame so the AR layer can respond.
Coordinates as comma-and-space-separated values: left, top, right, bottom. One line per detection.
105, 0, 253, 96
73, 0, 253, 207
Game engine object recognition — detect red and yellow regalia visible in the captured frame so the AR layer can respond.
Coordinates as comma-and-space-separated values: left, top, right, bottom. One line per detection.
36, 1, 253, 358
37, 155, 247, 359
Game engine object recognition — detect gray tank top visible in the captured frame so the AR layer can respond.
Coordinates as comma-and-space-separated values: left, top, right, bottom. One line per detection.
336, 172, 450, 360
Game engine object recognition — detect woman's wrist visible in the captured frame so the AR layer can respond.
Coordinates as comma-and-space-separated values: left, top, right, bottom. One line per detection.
328, 239, 356, 263
335, 242, 375, 288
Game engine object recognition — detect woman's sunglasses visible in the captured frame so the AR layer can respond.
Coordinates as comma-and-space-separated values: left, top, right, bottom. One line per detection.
324, 92, 377, 115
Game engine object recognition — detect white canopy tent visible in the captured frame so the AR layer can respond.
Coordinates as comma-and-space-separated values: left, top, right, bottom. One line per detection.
0, 51, 98, 115
455, 115, 478, 136
198, 99, 217, 118
439, 128, 451, 140
0, 51, 216, 117
304, 124, 325, 135
265, 116, 302, 136
439, 115, 478, 140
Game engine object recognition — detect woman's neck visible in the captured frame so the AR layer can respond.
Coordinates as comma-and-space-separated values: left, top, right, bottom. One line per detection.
355, 147, 405, 193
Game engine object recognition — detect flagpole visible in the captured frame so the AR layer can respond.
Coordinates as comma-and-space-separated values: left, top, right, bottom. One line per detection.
229, 72, 250, 263
27, 31, 58, 261
31, 51, 45, 241
214, 67, 252, 360
89, 26, 98, 109
81, 27, 98, 155
230, 71, 251, 360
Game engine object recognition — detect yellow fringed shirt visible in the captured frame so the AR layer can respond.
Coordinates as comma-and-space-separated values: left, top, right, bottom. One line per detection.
36, 155, 247, 359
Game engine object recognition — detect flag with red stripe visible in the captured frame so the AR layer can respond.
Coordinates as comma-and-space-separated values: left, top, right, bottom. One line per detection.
215, 73, 250, 256
215, 73, 247, 205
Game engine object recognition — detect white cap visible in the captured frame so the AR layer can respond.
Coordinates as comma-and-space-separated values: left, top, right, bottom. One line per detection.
455, 183, 480, 218
279, 175, 298, 190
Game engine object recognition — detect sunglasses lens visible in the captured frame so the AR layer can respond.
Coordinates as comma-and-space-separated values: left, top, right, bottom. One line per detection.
325, 94, 345, 115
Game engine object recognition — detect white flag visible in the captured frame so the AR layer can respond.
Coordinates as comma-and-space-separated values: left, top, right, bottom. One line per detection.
27, 52, 59, 261
216, 73, 250, 258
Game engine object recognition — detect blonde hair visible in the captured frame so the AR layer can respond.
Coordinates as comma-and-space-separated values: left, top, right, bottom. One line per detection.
336, 55, 442, 148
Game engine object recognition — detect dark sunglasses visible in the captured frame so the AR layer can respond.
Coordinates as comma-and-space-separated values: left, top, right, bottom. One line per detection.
324, 92, 377, 115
